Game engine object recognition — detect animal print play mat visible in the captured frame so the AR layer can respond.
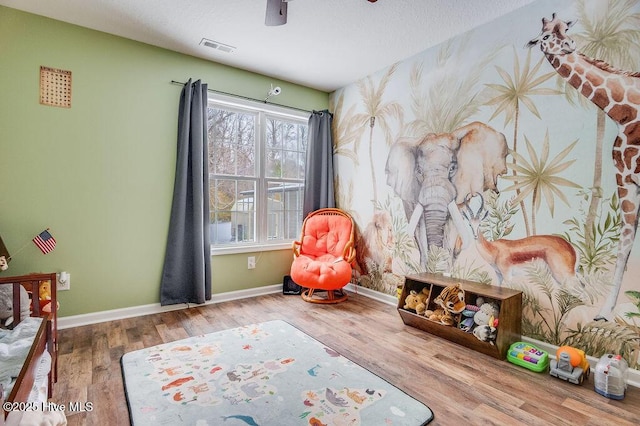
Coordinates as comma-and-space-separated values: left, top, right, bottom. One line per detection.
121, 320, 434, 425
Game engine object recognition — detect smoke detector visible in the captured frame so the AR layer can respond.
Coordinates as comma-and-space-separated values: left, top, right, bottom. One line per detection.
200, 38, 236, 53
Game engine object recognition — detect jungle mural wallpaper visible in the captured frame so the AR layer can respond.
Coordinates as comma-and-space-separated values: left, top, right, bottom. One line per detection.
330, 0, 640, 372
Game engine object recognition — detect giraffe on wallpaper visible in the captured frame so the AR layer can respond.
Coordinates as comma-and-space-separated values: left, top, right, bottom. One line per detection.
528, 13, 640, 320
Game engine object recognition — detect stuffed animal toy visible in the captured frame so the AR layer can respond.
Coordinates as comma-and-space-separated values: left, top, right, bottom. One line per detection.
459, 296, 486, 331
0, 284, 29, 327
403, 287, 429, 316
428, 307, 455, 326
473, 302, 499, 328
427, 283, 466, 326
473, 324, 498, 343
38, 280, 59, 314
0, 255, 8, 271
472, 302, 500, 343
0, 237, 10, 271
459, 303, 480, 331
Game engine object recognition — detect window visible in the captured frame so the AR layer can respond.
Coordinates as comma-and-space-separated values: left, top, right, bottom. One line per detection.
208, 94, 308, 251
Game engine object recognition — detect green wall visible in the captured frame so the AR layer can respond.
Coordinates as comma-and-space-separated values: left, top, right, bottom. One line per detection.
0, 6, 329, 317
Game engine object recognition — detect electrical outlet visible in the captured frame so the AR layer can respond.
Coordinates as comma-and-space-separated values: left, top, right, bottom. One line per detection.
247, 256, 256, 269
57, 271, 71, 291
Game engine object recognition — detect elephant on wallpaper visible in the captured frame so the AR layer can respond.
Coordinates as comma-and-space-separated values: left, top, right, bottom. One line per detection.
385, 121, 508, 265
450, 122, 509, 205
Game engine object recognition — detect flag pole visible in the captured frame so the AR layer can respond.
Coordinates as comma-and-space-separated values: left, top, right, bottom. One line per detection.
7, 228, 53, 261
6, 241, 31, 261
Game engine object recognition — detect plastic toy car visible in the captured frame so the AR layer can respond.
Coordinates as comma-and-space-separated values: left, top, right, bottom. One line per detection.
549, 345, 590, 385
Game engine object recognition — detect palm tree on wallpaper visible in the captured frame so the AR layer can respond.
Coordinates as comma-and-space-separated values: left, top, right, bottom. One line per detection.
501, 131, 581, 235
621, 290, 640, 368
354, 63, 404, 205
557, 0, 640, 249
485, 47, 561, 236
330, 90, 362, 167
334, 175, 360, 225
517, 259, 586, 345
330, 90, 363, 222
407, 35, 499, 135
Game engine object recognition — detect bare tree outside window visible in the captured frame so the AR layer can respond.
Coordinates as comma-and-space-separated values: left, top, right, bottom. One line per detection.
208, 100, 308, 248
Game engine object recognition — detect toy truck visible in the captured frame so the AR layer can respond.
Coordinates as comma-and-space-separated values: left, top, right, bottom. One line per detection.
549, 346, 590, 385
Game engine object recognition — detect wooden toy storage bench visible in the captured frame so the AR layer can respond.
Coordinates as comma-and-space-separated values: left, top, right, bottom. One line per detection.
398, 273, 522, 359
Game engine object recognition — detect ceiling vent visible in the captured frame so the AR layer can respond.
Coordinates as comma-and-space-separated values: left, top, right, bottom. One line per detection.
200, 38, 236, 53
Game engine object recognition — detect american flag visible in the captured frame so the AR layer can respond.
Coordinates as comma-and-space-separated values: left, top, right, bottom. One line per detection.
33, 229, 56, 254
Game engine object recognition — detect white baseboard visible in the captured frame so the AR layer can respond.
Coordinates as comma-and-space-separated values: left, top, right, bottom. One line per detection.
57, 284, 370, 329
57, 282, 639, 389
57, 284, 282, 330
345, 283, 399, 306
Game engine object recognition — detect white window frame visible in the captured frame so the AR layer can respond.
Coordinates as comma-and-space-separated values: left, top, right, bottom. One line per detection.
208, 93, 309, 255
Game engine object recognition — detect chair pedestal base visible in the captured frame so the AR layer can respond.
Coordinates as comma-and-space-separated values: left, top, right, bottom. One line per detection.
301, 288, 348, 304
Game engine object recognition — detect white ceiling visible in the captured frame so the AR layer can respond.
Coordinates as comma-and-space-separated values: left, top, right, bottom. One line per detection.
0, 0, 536, 92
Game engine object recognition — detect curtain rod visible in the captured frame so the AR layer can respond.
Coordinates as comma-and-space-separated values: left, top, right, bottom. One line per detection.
170, 80, 315, 114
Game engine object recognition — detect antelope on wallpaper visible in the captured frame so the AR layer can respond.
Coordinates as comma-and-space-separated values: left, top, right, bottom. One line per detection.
461, 193, 582, 288
528, 13, 640, 320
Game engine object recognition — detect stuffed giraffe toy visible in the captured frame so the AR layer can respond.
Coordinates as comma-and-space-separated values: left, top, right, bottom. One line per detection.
528, 13, 640, 320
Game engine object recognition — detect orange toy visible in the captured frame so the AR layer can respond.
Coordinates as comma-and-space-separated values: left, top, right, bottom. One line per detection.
557, 346, 587, 368
549, 345, 591, 385
39, 280, 59, 313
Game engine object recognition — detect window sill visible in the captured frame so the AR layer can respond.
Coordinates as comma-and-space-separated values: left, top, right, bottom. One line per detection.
211, 242, 293, 256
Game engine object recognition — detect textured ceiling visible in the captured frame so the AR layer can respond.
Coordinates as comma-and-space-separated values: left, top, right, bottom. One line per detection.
0, 0, 536, 92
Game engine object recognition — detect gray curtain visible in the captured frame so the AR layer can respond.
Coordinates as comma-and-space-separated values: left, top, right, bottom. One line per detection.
303, 110, 335, 217
160, 79, 212, 305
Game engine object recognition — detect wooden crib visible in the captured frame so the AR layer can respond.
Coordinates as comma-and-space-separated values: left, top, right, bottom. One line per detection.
0, 273, 58, 424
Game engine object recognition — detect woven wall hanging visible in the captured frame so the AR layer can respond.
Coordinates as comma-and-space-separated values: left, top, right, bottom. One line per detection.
40, 66, 72, 108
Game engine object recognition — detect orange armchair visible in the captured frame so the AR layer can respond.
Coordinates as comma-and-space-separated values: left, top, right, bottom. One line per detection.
291, 208, 356, 303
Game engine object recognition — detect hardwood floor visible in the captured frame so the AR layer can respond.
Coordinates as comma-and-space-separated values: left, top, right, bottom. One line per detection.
53, 291, 640, 425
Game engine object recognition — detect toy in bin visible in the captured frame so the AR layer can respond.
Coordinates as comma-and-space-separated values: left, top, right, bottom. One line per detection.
594, 354, 628, 400
507, 342, 549, 372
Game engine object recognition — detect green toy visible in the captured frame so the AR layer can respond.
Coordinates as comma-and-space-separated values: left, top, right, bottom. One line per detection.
507, 342, 549, 373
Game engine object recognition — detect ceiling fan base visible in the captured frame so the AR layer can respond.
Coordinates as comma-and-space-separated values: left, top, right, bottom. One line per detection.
265, 0, 287, 26
266, 0, 375, 27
